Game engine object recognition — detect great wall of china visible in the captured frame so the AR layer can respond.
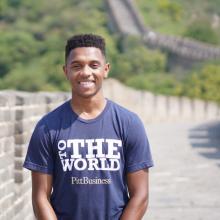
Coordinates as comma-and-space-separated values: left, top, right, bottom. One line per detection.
106, 0, 220, 69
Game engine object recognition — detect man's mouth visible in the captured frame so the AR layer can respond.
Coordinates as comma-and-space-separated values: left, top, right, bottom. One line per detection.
78, 81, 95, 88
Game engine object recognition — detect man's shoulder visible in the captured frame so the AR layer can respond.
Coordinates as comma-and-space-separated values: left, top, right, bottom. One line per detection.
108, 99, 140, 121
108, 100, 146, 139
37, 100, 70, 127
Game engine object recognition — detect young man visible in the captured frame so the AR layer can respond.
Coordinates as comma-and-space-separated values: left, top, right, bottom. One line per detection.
23, 34, 153, 220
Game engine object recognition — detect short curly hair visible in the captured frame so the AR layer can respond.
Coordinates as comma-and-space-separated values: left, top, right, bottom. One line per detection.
65, 34, 106, 61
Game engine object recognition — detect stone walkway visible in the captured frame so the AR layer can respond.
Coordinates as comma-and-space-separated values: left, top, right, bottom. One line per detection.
107, 0, 141, 35
143, 120, 220, 220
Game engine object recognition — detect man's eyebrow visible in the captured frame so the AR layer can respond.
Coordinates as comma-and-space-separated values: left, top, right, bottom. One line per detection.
70, 60, 101, 65
70, 60, 81, 64
90, 60, 101, 64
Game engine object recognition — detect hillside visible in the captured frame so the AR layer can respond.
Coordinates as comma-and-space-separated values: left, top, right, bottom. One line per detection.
135, 0, 220, 45
0, 0, 118, 91
0, 0, 220, 102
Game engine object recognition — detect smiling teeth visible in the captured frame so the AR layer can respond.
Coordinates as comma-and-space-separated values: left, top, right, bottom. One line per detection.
79, 81, 94, 88
80, 81, 94, 85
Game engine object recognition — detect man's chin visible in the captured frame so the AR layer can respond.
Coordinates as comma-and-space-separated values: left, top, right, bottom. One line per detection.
74, 91, 100, 99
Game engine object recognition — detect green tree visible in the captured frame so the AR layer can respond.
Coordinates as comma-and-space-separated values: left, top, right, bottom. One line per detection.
112, 36, 166, 81
183, 64, 220, 102
184, 19, 219, 45
158, 0, 182, 21
0, 31, 41, 77
126, 73, 181, 95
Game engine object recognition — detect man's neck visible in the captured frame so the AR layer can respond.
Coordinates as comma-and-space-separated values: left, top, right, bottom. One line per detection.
70, 93, 107, 120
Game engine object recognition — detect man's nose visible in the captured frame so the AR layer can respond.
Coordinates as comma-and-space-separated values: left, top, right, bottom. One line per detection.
81, 65, 92, 76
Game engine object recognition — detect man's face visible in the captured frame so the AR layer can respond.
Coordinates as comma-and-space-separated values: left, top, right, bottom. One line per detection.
63, 47, 110, 99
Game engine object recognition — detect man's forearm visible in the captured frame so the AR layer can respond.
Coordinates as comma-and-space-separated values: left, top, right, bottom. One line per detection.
120, 196, 148, 220
33, 197, 57, 220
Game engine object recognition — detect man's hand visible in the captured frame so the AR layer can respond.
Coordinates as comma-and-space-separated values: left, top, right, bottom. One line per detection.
120, 169, 149, 220
32, 171, 57, 220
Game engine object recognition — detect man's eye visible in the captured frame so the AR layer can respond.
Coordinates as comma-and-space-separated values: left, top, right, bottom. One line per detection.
91, 64, 99, 69
72, 65, 81, 69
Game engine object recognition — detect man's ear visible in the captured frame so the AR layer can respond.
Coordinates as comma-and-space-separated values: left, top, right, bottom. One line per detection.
63, 65, 69, 80
104, 63, 110, 79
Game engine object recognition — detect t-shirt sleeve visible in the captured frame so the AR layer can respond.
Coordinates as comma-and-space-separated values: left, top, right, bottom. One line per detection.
23, 119, 54, 174
125, 114, 154, 173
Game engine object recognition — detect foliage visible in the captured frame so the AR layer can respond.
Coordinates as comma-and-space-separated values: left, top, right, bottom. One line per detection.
110, 36, 167, 81
158, 0, 182, 21
0, 0, 220, 104
0, 0, 112, 91
126, 73, 182, 96
181, 64, 220, 103
184, 20, 219, 45
0, 31, 41, 77
136, 0, 220, 42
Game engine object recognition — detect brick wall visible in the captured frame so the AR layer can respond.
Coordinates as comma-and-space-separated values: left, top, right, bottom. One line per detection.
0, 91, 70, 220
0, 92, 16, 220
104, 79, 220, 123
0, 79, 219, 219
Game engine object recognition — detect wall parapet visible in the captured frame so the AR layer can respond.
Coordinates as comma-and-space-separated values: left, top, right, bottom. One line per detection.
0, 91, 70, 220
103, 79, 220, 123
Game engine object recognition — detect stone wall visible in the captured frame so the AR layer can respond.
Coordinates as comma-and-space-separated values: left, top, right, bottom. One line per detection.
106, 0, 220, 62
104, 79, 220, 123
0, 91, 70, 220
0, 79, 219, 219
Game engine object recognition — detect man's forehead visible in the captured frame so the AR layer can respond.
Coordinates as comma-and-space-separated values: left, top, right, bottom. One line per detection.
68, 47, 104, 60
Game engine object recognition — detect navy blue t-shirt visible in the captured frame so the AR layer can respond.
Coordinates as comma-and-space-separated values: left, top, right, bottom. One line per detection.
23, 99, 153, 220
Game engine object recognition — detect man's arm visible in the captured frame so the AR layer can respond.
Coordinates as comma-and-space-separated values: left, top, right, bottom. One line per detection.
120, 169, 149, 220
32, 171, 57, 220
